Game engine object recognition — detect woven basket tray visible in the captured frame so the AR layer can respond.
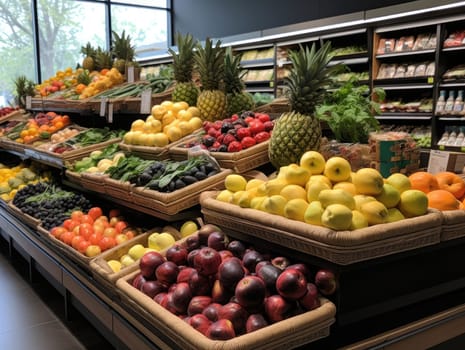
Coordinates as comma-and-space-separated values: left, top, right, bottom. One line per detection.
104, 177, 133, 203
199, 191, 443, 265
80, 172, 108, 194
116, 269, 335, 350
118, 142, 171, 160
131, 168, 233, 215
6, 203, 41, 229
0, 138, 26, 153
440, 210, 465, 241
64, 170, 84, 187
253, 98, 290, 114
169, 138, 270, 173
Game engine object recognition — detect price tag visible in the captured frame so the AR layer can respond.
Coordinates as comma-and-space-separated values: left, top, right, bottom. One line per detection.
107, 103, 114, 123
127, 66, 135, 83
100, 97, 108, 117
26, 96, 32, 110
439, 145, 445, 150
140, 89, 152, 114
427, 150, 449, 174
462, 147, 465, 152
269, 81, 274, 88
427, 76, 434, 84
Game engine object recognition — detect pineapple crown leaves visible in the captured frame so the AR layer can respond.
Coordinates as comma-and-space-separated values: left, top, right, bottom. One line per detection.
224, 47, 246, 94
80, 42, 96, 59
95, 46, 114, 70
111, 30, 136, 61
168, 32, 198, 83
194, 37, 226, 91
285, 41, 343, 114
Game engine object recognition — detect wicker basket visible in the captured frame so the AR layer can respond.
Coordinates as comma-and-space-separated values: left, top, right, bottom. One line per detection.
0, 138, 26, 154
80, 172, 108, 194
199, 191, 443, 265
116, 269, 335, 350
104, 177, 133, 203
131, 168, 232, 215
169, 137, 270, 173
440, 210, 465, 241
118, 142, 171, 160
64, 170, 84, 187
253, 98, 290, 114
6, 203, 41, 229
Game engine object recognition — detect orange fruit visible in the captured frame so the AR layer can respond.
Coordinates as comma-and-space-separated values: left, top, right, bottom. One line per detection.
427, 189, 462, 211
408, 171, 439, 194
435, 171, 465, 199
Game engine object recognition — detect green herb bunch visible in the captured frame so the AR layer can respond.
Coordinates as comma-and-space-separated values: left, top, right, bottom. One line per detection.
316, 77, 385, 144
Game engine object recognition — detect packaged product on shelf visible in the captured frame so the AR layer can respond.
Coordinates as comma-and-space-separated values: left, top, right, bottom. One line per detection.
454, 127, 464, 146
413, 33, 431, 50
405, 63, 417, 77
446, 127, 457, 146
453, 90, 464, 115
443, 30, 465, 47
425, 33, 437, 49
394, 37, 405, 52
442, 64, 465, 80
444, 90, 456, 114
400, 36, 415, 51
377, 63, 396, 79
435, 90, 446, 115
414, 62, 427, 77
425, 62, 435, 76
394, 64, 407, 78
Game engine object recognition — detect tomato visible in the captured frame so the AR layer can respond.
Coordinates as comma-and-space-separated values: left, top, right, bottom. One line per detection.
241, 136, 256, 149
60, 231, 75, 245
98, 236, 117, 251
80, 214, 94, 225
249, 120, 265, 135
124, 229, 136, 240
89, 232, 103, 245
70, 210, 84, 222
78, 223, 94, 239
236, 127, 251, 140
88, 207, 103, 221
223, 134, 237, 146
264, 120, 274, 132
50, 226, 67, 239
77, 240, 91, 254
114, 221, 128, 234
63, 219, 80, 231
254, 131, 271, 143
103, 227, 117, 238
257, 113, 271, 123
228, 141, 243, 152
71, 235, 85, 250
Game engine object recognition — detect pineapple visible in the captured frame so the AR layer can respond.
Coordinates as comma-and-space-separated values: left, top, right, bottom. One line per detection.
169, 32, 199, 106
94, 47, 113, 71
111, 30, 136, 74
194, 38, 227, 121
80, 42, 96, 71
268, 42, 341, 168
224, 47, 254, 115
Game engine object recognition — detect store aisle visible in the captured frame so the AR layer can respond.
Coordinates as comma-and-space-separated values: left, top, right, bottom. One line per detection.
0, 239, 115, 350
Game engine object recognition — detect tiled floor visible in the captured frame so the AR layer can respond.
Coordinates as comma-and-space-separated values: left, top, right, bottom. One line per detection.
0, 238, 115, 350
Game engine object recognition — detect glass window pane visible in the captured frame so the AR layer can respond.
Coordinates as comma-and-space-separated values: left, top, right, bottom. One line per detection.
37, 0, 106, 80
111, 5, 168, 59
112, 0, 169, 8
0, 0, 35, 107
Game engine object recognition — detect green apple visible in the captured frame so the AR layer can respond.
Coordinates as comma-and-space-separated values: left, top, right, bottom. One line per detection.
128, 243, 147, 260
353, 194, 377, 211
283, 198, 309, 222
323, 156, 352, 183
350, 210, 369, 230
385, 173, 411, 194
120, 254, 136, 267
304, 201, 324, 226
299, 150, 326, 175
352, 168, 384, 196
375, 183, 401, 208
398, 189, 428, 218
318, 188, 355, 210
306, 180, 331, 203
386, 207, 405, 223
321, 204, 353, 230
360, 201, 389, 225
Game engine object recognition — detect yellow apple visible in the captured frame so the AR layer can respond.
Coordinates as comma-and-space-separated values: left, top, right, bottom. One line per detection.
283, 164, 311, 186
216, 189, 234, 203
375, 183, 401, 208
318, 188, 355, 210
333, 181, 357, 195
304, 201, 324, 226
246, 178, 265, 191
323, 157, 352, 183
398, 189, 428, 218
251, 196, 267, 210
306, 180, 331, 203
261, 178, 289, 196
300, 151, 326, 175
350, 210, 369, 230
225, 174, 248, 192
120, 254, 136, 267
360, 201, 389, 225
283, 198, 308, 222
321, 204, 353, 231
353, 194, 377, 211
352, 168, 384, 196
386, 207, 405, 223
280, 184, 308, 201
385, 173, 411, 194
148, 232, 176, 251
180, 220, 198, 237
128, 243, 147, 259
261, 195, 288, 216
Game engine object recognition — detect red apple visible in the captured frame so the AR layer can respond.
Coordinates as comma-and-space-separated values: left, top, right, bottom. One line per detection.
218, 257, 246, 291
264, 294, 295, 323
132, 273, 146, 290
242, 249, 264, 272
197, 224, 221, 245
271, 256, 291, 270
176, 266, 196, 283
218, 302, 248, 335
140, 280, 167, 298
235, 275, 266, 310
211, 279, 233, 304
254, 260, 272, 274
193, 247, 222, 276
188, 270, 212, 296
153, 292, 167, 305
315, 269, 337, 296
287, 263, 312, 281
171, 282, 192, 315
298, 283, 319, 311
218, 249, 234, 261
207, 230, 229, 251
139, 251, 165, 278
184, 234, 200, 252
202, 302, 223, 322
187, 248, 200, 267
256, 263, 281, 293
160, 292, 180, 314
227, 240, 247, 258
276, 268, 307, 300
155, 261, 179, 286
188, 313, 212, 335
165, 244, 188, 266
206, 319, 236, 340
187, 295, 212, 316
246, 313, 269, 333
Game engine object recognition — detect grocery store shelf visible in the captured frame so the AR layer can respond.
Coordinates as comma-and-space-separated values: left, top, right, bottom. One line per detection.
442, 45, 465, 52
376, 113, 432, 120
240, 58, 274, 68
375, 48, 435, 58
328, 56, 369, 66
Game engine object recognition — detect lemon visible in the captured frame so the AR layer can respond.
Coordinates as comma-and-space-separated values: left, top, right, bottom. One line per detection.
231, 190, 246, 205
150, 232, 176, 251
280, 184, 307, 201
177, 121, 192, 136
251, 196, 267, 210
160, 100, 174, 110
107, 259, 122, 273
131, 119, 145, 131
180, 220, 198, 237
128, 244, 146, 260
152, 132, 169, 147
187, 106, 201, 118
321, 204, 353, 231
172, 101, 189, 114
216, 189, 234, 203
166, 126, 183, 142
188, 116, 203, 130
261, 195, 288, 216
123, 131, 135, 144
246, 178, 265, 191
284, 164, 311, 186
151, 105, 166, 119
262, 178, 288, 196
225, 174, 248, 192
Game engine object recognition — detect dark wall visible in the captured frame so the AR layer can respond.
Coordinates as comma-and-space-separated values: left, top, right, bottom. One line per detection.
172, 0, 415, 41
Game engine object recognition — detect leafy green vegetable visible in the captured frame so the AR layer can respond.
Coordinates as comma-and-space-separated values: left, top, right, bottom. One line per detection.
105, 155, 154, 182
66, 127, 125, 147
316, 77, 386, 144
